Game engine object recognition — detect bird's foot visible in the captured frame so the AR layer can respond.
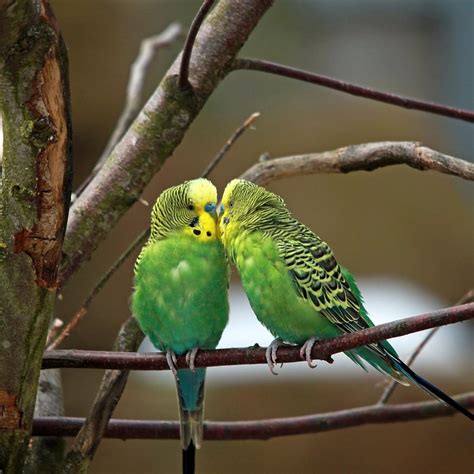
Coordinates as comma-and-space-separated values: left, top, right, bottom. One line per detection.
166, 348, 179, 380
185, 347, 199, 373
265, 338, 285, 375
299, 337, 320, 368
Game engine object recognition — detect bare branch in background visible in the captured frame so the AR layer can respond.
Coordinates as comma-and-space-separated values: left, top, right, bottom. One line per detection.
178, 0, 216, 90
24, 370, 65, 474
47, 232, 146, 351
201, 111, 260, 177
43, 303, 474, 371
61, 318, 144, 474
98, 23, 183, 170
32, 392, 474, 441
240, 141, 474, 185
232, 58, 474, 123
73, 23, 183, 199
377, 289, 474, 405
45, 319, 64, 347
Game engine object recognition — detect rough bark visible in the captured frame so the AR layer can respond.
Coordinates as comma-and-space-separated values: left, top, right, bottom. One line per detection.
0, 0, 72, 471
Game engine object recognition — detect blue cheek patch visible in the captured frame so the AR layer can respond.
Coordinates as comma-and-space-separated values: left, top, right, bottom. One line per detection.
205, 202, 216, 213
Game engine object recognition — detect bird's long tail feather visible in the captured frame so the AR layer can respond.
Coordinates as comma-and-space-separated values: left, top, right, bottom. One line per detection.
176, 368, 206, 449
177, 368, 206, 474
388, 354, 473, 421
182, 442, 196, 474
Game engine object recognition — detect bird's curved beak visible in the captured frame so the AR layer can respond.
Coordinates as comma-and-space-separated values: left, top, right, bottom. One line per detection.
204, 202, 217, 219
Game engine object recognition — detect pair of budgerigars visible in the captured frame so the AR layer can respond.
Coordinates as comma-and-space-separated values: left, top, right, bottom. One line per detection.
132, 178, 473, 454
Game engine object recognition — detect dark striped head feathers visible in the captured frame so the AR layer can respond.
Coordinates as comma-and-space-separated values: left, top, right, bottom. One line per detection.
219, 179, 288, 234
149, 178, 218, 240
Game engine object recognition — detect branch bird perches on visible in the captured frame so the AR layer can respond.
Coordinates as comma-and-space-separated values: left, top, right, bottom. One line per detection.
43, 303, 474, 371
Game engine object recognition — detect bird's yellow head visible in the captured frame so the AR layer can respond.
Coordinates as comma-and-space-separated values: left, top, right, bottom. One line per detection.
150, 178, 219, 242
218, 179, 286, 245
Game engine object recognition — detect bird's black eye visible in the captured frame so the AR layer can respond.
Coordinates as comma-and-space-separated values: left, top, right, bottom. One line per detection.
187, 204, 194, 211
229, 201, 234, 208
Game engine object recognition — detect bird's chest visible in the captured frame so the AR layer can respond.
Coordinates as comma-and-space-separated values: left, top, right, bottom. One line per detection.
233, 234, 290, 307
231, 233, 319, 343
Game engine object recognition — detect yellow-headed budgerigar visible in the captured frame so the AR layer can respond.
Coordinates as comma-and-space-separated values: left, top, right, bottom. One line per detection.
218, 179, 472, 421
132, 179, 230, 470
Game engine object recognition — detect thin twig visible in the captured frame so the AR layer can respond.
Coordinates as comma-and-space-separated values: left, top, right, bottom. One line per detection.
45, 319, 64, 347
178, 0, 215, 90
32, 392, 474, 440
377, 290, 474, 405
232, 58, 474, 123
200, 111, 260, 177
97, 23, 183, 171
74, 23, 183, 199
42, 303, 474, 370
47, 231, 149, 351
239, 141, 474, 185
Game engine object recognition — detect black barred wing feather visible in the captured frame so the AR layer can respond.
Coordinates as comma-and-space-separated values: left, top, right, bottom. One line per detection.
274, 226, 370, 333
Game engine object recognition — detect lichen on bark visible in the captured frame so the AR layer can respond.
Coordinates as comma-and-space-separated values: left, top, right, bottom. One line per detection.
0, 0, 72, 471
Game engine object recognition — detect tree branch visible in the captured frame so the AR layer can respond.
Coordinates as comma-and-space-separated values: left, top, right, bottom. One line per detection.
32, 392, 474, 441
232, 58, 474, 123
24, 370, 65, 474
59, 0, 274, 287
42, 303, 474, 371
200, 111, 260, 177
73, 23, 182, 200
239, 141, 474, 185
178, 0, 215, 90
0, 0, 72, 470
377, 289, 474, 405
47, 238, 144, 351
61, 318, 144, 474
98, 23, 183, 172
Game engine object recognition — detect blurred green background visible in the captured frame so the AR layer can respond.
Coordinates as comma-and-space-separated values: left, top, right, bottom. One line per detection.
50, 0, 473, 472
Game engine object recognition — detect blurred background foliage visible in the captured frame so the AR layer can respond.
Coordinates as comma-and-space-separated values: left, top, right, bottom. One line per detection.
50, 0, 473, 472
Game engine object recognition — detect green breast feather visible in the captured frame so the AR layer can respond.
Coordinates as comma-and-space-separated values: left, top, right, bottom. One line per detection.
132, 232, 229, 355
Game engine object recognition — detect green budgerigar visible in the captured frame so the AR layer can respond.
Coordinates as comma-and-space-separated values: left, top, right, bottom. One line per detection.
219, 179, 472, 420
132, 179, 230, 462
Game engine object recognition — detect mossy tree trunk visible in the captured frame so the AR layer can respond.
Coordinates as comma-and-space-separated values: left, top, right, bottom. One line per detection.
0, 1, 72, 471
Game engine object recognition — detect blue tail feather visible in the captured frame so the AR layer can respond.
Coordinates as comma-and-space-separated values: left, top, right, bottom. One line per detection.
176, 368, 206, 450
